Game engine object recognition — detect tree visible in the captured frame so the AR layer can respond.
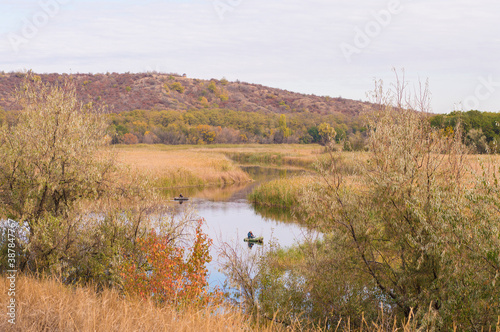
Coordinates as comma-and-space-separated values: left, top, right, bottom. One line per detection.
466, 128, 489, 153
0, 74, 114, 231
170, 82, 185, 93
120, 219, 219, 307
317, 122, 336, 146
235, 73, 500, 330
307, 126, 321, 143
196, 124, 216, 144
278, 114, 291, 139
123, 132, 139, 144
296, 75, 500, 329
0, 74, 127, 276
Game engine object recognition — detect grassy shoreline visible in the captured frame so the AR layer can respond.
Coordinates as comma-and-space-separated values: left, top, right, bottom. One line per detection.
115, 144, 251, 189
248, 176, 313, 209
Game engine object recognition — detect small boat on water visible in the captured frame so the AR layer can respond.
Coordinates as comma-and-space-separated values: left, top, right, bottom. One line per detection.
173, 197, 189, 201
244, 236, 263, 243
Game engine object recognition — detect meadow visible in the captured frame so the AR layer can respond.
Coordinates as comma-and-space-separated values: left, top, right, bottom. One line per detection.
0, 275, 271, 332
114, 143, 324, 190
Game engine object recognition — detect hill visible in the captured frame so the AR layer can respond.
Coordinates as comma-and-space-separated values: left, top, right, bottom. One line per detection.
0, 71, 372, 116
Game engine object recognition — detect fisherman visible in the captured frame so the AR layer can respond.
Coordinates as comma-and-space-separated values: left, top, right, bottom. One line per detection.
179, 193, 183, 198
247, 231, 255, 239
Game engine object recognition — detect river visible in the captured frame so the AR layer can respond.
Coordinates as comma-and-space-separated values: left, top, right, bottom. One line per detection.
166, 166, 311, 289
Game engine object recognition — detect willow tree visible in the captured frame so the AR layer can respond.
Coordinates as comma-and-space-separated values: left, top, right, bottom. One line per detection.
0, 74, 114, 230
248, 73, 499, 330
0, 74, 120, 274
296, 75, 500, 329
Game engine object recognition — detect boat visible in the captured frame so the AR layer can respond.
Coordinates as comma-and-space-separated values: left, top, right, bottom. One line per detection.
244, 236, 263, 243
173, 197, 189, 201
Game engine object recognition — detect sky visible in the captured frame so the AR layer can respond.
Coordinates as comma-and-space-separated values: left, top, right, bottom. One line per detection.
1, 0, 499, 113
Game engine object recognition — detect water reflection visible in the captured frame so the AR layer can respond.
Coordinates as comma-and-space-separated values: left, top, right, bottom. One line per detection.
162, 166, 312, 288
174, 199, 307, 288
247, 241, 262, 249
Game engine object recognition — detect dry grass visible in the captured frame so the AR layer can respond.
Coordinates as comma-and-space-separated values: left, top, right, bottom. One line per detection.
114, 144, 251, 188
2, 276, 492, 331
112, 144, 330, 189
249, 176, 316, 208
213, 144, 324, 169
464, 153, 500, 177
247, 151, 500, 212
0, 276, 270, 332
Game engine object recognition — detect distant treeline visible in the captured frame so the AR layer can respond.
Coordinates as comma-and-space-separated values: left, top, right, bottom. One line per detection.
107, 108, 367, 147
1, 106, 498, 152
107, 108, 500, 153
429, 110, 500, 153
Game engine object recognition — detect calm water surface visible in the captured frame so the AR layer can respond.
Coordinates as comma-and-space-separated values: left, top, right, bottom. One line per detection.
169, 167, 311, 288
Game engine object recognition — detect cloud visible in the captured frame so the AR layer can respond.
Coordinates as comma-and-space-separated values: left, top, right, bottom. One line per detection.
0, 0, 499, 112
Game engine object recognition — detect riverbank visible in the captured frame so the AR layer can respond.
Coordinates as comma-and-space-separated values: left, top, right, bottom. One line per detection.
248, 151, 367, 212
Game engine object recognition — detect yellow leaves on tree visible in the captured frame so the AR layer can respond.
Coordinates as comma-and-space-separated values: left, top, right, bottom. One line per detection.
196, 124, 216, 144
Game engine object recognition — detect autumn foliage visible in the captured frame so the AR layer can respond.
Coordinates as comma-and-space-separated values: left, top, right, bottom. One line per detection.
120, 219, 219, 307
123, 132, 139, 144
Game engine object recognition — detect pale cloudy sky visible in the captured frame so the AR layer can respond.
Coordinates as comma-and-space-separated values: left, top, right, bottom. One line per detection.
1, 0, 499, 113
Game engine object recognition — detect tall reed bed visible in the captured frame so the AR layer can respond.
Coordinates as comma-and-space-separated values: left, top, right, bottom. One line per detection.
249, 176, 315, 208
115, 146, 250, 188
207, 144, 323, 169
225, 151, 317, 169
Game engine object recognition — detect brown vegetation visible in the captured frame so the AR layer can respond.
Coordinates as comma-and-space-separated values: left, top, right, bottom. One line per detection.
0, 71, 374, 116
1, 275, 470, 332
114, 144, 251, 188
229, 76, 500, 330
0, 276, 259, 332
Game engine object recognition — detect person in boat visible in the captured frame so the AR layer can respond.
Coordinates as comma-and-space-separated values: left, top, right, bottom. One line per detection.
179, 193, 183, 198
247, 231, 255, 239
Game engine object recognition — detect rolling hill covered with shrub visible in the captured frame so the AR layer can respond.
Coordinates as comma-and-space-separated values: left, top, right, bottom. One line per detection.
0, 71, 372, 145
1, 72, 498, 151
0, 71, 372, 116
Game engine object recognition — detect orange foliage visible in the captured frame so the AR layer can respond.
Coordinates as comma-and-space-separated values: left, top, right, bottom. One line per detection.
120, 220, 220, 307
123, 133, 139, 144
